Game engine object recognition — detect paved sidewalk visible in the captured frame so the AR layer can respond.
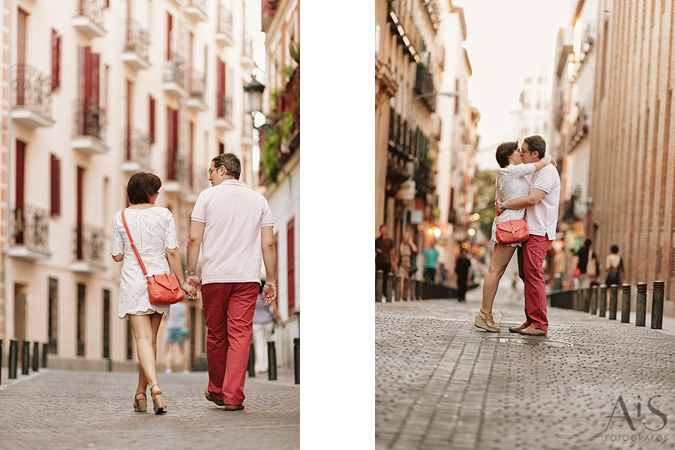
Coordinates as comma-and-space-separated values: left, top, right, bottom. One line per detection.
0, 368, 299, 450
376, 279, 675, 450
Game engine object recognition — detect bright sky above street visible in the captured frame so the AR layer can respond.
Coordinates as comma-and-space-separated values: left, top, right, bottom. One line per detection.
456, 0, 571, 168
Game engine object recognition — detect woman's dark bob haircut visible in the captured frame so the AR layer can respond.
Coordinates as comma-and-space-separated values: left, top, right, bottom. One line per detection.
127, 172, 162, 205
495, 141, 519, 168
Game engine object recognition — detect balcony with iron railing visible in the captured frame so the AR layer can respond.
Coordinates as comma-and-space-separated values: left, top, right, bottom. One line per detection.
415, 160, 434, 196
215, 93, 234, 130
186, 68, 207, 111
121, 19, 150, 70
261, 0, 277, 33
388, 0, 421, 62
72, 0, 107, 38
71, 99, 108, 154
241, 32, 255, 69
414, 63, 436, 111
121, 128, 152, 173
70, 224, 106, 273
11, 64, 54, 128
8, 203, 51, 260
164, 152, 193, 193
216, 4, 234, 46
185, 0, 208, 22
162, 52, 187, 98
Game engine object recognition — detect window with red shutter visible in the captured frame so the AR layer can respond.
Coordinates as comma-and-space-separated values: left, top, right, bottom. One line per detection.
149, 95, 155, 143
51, 30, 61, 91
50, 154, 61, 217
167, 13, 173, 60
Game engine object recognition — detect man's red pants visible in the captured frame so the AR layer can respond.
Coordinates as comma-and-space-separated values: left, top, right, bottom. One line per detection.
517, 235, 551, 331
201, 282, 259, 405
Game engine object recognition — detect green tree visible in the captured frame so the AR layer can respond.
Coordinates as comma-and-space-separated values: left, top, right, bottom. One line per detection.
472, 169, 497, 240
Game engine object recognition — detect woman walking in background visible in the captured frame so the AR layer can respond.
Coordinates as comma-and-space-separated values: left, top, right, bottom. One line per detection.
398, 234, 417, 298
475, 141, 553, 332
110, 172, 194, 414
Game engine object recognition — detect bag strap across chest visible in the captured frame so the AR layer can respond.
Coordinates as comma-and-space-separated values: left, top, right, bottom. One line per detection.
121, 210, 149, 277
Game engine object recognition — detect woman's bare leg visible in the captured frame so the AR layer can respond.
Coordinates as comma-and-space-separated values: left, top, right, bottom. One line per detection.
481, 243, 517, 314
130, 313, 164, 394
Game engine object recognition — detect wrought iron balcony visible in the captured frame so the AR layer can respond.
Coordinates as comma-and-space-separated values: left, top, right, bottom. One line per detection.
71, 99, 109, 154
72, 0, 107, 38
162, 52, 187, 98
215, 4, 234, 47
121, 128, 152, 173
122, 19, 150, 70
414, 63, 436, 111
215, 93, 234, 130
8, 203, 51, 260
164, 152, 193, 193
71, 224, 106, 273
186, 68, 207, 111
11, 64, 54, 128
415, 161, 434, 196
241, 32, 255, 69
185, 0, 208, 22
388, 0, 420, 62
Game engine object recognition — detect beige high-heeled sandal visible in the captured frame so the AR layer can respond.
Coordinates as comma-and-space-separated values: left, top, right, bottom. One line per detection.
133, 391, 147, 412
475, 309, 500, 332
151, 385, 167, 415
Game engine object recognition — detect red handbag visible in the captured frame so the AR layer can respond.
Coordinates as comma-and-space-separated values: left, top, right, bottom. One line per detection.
121, 210, 184, 305
494, 177, 529, 245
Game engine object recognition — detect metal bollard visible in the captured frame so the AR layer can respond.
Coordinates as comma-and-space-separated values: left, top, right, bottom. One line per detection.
417, 280, 423, 300
636, 282, 647, 327
22, 341, 30, 375
247, 342, 255, 377
293, 338, 300, 385
42, 343, 48, 368
609, 285, 618, 320
393, 275, 401, 301
651, 281, 665, 329
385, 272, 393, 303
598, 285, 607, 317
410, 279, 416, 300
621, 284, 631, 323
584, 287, 592, 312
404, 278, 410, 301
267, 341, 277, 381
9, 340, 18, 379
375, 270, 383, 302
32, 342, 39, 372
589, 285, 598, 315
0, 339, 2, 386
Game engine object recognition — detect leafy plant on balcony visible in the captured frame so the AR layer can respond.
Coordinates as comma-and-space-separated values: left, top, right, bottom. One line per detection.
260, 110, 294, 184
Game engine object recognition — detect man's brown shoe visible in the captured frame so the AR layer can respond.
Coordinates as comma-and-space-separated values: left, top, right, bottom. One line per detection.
224, 404, 245, 411
508, 322, 530, 333
518, 324, 547, 336
205, 390, 224, 406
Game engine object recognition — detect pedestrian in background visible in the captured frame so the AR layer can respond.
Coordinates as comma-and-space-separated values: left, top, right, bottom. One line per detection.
164, 301, 189, 374
424, 243, 440, 283
186, 153, 277, 411
438, 262, 449, 285
603, 245, 624, 287
500, 135, 561, 336
574, 239, 596, 288
455, 248, 472, 302
375, 225, 396, 274
110, 172, 194, 415
252, 281, 284, 374
397, 234, 417, 297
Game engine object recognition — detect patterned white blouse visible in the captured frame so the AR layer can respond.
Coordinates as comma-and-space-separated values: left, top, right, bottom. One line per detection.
491, 163, 536, 247
110, 207, 178, 319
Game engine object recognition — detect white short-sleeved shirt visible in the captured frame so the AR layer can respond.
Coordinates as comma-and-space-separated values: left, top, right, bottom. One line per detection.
191, 180, 274, 285
110, 207, 178, 319
525, 164, 561, 239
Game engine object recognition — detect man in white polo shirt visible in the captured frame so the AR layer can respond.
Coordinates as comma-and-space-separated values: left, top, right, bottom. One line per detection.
186, 153, 277, 410
499, 135, 560, 336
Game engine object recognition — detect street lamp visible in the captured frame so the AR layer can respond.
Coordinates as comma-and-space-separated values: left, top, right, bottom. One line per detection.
243, 76, 266, 114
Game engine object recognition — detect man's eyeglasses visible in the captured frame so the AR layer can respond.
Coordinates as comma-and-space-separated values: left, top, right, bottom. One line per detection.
208, 166, 222, 175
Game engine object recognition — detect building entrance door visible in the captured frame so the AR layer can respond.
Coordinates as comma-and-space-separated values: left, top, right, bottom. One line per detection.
14, 284, 27, 366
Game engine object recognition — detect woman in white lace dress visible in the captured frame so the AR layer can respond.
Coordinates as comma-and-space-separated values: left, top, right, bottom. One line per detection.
475, 142, 553, 332
110, 172, 195, 414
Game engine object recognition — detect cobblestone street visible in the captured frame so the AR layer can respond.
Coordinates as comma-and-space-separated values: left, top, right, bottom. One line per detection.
0, 369, 299, 450
376, 280, 675, 450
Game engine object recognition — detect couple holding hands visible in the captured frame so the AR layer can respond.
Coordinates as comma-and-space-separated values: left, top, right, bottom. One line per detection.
475, 135, 561, 336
